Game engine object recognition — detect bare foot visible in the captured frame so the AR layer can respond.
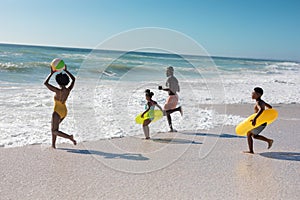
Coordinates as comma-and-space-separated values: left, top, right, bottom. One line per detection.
169, 129, 177, 132
52, 145, 56, 149
268, 139, 273, 149
243, 151, 254, 154
70, 135, 77, 145
145, 137, 151, 140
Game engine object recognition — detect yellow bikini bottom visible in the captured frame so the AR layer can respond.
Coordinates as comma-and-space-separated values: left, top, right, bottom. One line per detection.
54, 99, 67, 119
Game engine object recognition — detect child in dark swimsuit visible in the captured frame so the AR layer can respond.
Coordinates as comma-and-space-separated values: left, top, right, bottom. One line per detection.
141, 89, 163, 139
244, 87, 274, 154
44, 65, 76, 148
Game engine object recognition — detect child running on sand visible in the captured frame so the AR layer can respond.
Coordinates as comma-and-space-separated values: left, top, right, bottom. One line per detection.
44, 65, 77, 148
244, 87, 274, 154
141, 89, 163, 139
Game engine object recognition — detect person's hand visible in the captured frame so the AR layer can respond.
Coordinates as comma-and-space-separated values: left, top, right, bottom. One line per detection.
251, 119, 256, 126
158, 86, 163, 90
50, 66, 55, 74
141, 113, 144, 118
64, 64, 68, 71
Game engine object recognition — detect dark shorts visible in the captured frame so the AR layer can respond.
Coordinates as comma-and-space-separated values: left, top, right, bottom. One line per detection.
251, 122, 267, 135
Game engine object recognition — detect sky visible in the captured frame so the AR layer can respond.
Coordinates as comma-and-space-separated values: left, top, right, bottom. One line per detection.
0, 0, 299, 61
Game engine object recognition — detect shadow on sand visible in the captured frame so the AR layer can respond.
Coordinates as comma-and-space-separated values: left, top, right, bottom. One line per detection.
183, 132, 245, 139
260, 152, 300, 161
59, 148, 149, 161
152, 138, 202, 144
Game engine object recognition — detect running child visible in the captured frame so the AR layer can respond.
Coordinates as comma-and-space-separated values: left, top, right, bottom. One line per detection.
244, 87, 274, 154
141, 89, 163, 139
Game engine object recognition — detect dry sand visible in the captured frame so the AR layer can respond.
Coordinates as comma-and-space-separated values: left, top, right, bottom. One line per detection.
0, 104, 299, 200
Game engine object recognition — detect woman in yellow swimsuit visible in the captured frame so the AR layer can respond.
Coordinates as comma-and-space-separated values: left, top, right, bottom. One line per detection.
44, 65, 76, 148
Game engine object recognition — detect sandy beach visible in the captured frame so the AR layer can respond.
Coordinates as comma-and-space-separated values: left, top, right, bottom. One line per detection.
0, 104, 299, 200
1, 0, 300, 199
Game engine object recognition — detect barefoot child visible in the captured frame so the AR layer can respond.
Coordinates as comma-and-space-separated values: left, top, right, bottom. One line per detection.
44, 65, 77, 148
244, 87, 273, 154
141, 89, 163, 139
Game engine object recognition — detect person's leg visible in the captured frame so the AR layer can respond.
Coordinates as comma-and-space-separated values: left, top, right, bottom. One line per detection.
52, 132, 57, 149
164, 95, 181, 132
253, 135, 273, 149
51, 113, 59, 148
166, 113, 174, 132
166, 106, 183, 116
244, 131, 254, 154
143, 119, 151, 139
51, 112, 76, 148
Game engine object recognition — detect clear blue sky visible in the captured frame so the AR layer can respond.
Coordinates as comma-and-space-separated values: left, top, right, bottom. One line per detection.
1, 0, 299, 61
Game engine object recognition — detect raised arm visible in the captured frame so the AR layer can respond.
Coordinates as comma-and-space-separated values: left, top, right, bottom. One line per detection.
44, 68, 59, 93
64, 65, 76, 91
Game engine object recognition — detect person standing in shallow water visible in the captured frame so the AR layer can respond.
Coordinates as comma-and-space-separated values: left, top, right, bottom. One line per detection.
44, 65, 77, 148
158, 66, 183, 132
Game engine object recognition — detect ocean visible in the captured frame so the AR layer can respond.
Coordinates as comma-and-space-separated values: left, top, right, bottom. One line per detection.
0, 43, 299, 147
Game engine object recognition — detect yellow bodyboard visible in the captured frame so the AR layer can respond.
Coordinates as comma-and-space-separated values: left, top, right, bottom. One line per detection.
235, 109, 278, 136
135, 110, 163, 124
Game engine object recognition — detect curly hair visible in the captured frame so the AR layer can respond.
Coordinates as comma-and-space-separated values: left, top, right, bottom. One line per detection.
145, 89, 154, 97
55, 73, 70, 86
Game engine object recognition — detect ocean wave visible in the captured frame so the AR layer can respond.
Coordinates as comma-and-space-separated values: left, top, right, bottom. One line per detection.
106, 63, 134, 71
61, 53, 88, 59
217, 60, 299, 75
0, 61, 50, 72
0, 63, 53, 82
125, 51, 185, 61
0, 62, 26, 71
103, 70, 117, 77
0, 62, 20, 68
275, 61, 299, 67
273, 79, 295, 85
0, 51, 23, 57
265, 63, 299, 72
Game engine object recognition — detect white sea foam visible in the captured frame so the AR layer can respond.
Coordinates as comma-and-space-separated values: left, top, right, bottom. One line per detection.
0, 80, 246, 148
61, 53, 88, 59
1, 65, 299, 148
221, 70, 300, 104
0, 62, 20, 69
2, 59, 300, 148
1, 44, 299, 148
